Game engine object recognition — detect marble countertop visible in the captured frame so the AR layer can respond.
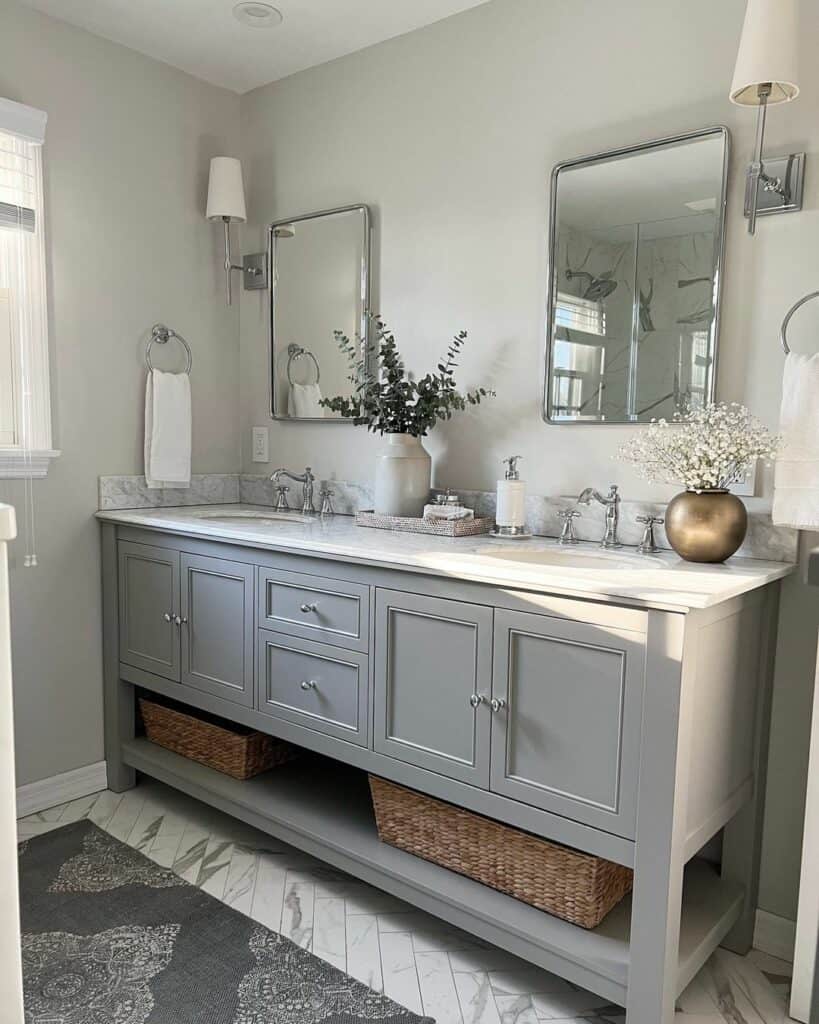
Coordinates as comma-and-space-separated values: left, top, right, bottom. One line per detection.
96, 504, 794, 612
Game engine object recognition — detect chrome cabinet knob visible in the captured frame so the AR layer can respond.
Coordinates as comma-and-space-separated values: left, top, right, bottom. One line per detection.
174, 615, 187, 626
300, 679, 317, 691
469, 693, 487, 709
300, 603, 317, 614
489, 697, 507, 713
163, 612, 172, 623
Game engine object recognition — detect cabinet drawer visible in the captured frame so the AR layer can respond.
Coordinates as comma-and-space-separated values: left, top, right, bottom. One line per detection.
256, 630, 369, 746
258, 568, 369, 652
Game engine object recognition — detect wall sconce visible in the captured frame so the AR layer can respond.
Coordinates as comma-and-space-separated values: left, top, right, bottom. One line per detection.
730, 0, 803, 235
206, 156, 268, 304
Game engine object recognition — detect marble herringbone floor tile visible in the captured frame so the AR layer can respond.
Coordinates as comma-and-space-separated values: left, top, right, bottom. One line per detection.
17, 780, 792, 1024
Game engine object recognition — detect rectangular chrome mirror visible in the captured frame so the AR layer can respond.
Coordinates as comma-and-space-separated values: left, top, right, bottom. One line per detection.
270, 205, 371, 421
544, 127, 729, 424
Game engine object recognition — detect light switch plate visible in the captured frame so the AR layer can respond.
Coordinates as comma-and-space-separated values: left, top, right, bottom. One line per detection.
251, 426, 269, 463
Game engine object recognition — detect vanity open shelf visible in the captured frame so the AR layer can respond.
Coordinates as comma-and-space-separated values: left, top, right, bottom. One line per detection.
121, 735, 744, 1008
98, 508, 791, 1023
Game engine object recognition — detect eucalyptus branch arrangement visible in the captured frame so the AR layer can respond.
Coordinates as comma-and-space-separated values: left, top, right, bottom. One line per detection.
618, 402, 779, 491
320, 317, 494, 437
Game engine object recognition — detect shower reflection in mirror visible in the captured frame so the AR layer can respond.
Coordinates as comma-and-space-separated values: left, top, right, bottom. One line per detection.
269, 205, 372, 422
544, 126, 729, 424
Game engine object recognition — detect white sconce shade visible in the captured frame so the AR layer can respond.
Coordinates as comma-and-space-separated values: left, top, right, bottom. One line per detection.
730, 0, 799, 106
206, 156, 247, 223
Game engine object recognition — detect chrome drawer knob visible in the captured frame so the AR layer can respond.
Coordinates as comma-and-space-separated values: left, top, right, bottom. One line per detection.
489, 698, 507, 713
300, 679, 317, 691
163, 612, 172, 623
174, 615, 187, 626
300, 603, 317, 614
469, 693, 486, 709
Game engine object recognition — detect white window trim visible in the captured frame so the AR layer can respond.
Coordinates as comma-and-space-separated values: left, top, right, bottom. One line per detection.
0, 97, 58, 479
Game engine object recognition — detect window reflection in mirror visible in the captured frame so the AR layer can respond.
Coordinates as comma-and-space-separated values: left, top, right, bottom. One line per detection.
544, 128, 728, 424
270, 205, 371, 421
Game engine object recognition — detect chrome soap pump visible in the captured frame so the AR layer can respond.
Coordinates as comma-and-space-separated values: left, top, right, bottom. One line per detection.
491, 455, 530, 539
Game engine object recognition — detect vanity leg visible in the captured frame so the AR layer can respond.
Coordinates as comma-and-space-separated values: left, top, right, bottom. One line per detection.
721, 583, 781, 953
101, 523, 135, 792
626, 611, 693, 1024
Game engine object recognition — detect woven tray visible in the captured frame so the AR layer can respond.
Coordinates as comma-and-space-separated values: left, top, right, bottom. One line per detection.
139, 697, 297, 780
355, 510, 493, 537
369, 776, 632, 929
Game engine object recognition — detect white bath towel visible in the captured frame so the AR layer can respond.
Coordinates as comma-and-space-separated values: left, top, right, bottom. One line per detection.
773, 352, 819, 529
144, 369, 191, 489
288, 382, 325, 419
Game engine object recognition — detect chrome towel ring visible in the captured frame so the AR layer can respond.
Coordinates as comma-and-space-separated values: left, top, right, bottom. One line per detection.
286, 343, 320, 385
781, 292, 819, 354
146, 323, 193, 374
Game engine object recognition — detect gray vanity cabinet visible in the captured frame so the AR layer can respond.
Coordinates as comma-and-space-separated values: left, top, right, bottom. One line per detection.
118, 541, 180, 682
118, 540, 254, 706
373, 589, 493, 786
180, 553, 254, 707
490, 608, 645, 838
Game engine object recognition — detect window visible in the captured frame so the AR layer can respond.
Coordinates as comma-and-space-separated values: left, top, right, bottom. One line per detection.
0, 97, 56, 478
554, 291, 606, 337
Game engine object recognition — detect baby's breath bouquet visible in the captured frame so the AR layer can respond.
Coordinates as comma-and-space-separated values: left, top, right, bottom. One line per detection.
618, 403, 778, 491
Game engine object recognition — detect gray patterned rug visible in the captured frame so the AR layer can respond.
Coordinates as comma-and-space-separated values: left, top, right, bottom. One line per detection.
18, 819, 433, 1024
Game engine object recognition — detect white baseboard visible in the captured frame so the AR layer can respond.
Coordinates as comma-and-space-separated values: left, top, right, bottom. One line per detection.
754, 909, 796, 963
16, 761, 108, 818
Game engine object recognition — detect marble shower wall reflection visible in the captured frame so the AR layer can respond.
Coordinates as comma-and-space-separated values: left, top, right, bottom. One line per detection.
555, 221, 716, 422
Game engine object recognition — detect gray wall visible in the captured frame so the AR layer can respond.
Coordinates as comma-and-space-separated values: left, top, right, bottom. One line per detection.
0, 1, 241, 786
238, 0, 819, 923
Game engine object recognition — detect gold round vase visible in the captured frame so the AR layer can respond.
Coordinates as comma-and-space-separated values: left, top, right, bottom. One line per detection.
665, 489, 748, 563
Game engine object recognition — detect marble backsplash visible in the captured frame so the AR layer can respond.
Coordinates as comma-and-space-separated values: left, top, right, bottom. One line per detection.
98, 474, 239, 510
98, 473, 798, 564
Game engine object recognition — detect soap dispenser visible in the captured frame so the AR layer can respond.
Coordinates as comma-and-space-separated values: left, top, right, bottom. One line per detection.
491, 455, 531, 539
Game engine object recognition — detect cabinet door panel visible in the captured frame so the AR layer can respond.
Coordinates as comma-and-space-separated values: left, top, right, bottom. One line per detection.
374, 589, 492, 787
118, 541, 180, 681
491, 608, 644, 837
181, 553, 254, 706
257, 631, 368, 746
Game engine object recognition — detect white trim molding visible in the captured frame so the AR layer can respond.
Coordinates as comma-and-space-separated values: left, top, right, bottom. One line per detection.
0, 449, 60, 479
16, 760, 107, 818
753, 908, 796, 963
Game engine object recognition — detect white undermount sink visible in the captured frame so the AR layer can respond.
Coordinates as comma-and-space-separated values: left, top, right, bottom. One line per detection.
475, 544, 664, 571
194, 509, 314, 526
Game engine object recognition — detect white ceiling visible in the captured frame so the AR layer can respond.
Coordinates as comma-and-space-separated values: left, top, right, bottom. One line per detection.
20, 0, 492, 94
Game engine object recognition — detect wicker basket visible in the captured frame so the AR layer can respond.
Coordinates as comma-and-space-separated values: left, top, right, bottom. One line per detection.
139, 697, 297, 780
369, 776, 632, 929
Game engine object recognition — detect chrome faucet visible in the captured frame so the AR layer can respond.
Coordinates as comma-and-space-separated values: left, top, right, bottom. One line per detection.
576, 484, 622, 548
270, 466, 316, 514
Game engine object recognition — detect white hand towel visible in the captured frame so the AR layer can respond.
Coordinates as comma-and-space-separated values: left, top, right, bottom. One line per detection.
144, 369, 191, 489
773, 352, 819, 529
288, 382, 326, 419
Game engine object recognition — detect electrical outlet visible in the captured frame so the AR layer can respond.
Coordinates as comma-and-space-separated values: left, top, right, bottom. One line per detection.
730, 459, 758, 497
251, 426, 269, 463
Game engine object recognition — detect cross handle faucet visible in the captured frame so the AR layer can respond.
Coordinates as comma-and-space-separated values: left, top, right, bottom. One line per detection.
270, 466, 316, 514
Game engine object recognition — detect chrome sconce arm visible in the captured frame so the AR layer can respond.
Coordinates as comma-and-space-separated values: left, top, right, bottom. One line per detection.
220, 217, 268, 306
